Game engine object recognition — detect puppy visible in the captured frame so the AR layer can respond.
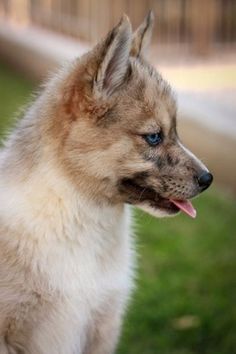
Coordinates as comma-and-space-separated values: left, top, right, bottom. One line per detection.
0, 12, 212, 354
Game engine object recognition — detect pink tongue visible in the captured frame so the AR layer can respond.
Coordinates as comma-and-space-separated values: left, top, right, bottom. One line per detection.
170, 199, 197, 218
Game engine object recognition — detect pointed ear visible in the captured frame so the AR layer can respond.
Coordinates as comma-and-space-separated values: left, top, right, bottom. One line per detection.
131, 10, 154, 58
94, 15, 132, 97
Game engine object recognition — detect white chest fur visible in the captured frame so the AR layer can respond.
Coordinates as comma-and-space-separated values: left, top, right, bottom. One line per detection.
0, 162, 134, 305
0, 163, 135, 353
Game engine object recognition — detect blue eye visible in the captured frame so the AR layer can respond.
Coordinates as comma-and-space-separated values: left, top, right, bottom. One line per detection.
144, 132, 162, 146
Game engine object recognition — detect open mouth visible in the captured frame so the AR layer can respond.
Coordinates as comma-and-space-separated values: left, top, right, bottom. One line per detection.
120, 178, 196, 218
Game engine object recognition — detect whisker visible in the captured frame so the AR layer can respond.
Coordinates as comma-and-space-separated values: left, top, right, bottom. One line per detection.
138, 187, 147, 202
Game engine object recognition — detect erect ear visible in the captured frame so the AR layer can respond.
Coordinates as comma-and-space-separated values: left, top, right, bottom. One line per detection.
94, 15, 132, 97
131, 10, 154, 58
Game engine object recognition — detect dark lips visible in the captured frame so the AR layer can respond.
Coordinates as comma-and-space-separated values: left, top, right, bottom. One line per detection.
119, 178, 180, 214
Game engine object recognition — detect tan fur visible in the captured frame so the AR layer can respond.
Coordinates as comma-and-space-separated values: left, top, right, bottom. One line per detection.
0, 13, 211, 354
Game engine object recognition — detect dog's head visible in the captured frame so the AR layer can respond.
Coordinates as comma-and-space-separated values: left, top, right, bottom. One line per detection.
55, 13, 213, 218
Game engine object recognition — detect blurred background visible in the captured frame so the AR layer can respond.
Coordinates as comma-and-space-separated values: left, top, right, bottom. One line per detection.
0, 1, 235, 353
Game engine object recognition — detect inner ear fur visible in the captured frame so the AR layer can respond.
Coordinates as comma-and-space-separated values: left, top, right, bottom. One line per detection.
61, 15, 132, 117
94, 14, 132, 97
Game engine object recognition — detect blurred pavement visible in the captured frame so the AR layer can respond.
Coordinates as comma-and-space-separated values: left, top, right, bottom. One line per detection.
160, 64, 236, 139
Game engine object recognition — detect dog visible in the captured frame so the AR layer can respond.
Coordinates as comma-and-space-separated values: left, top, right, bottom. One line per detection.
0, 12, 213, 354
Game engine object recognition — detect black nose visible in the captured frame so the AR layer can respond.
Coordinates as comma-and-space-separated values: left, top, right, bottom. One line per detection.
197, 172, 213, 190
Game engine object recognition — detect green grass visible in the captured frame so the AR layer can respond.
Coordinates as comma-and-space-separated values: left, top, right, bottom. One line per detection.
118, 193, 236, 354
0, 62, 34, 138
1, 62, 236, 354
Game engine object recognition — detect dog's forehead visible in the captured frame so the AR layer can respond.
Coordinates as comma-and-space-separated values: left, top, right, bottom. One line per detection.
141, 62, 176, 113
121, 60, 177, 129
